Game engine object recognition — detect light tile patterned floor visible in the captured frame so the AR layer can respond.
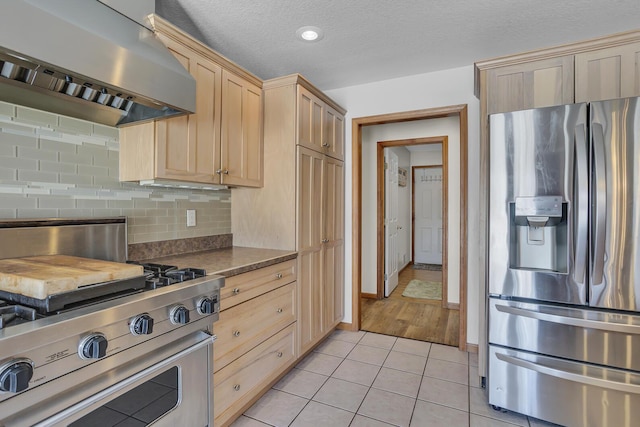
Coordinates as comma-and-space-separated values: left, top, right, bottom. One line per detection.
230, 330, 560, 427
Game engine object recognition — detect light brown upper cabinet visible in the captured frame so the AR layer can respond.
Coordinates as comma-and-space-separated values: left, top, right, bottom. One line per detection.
484, 56, 574, 115
119, 15, 263, 188
231, 74, 346, 355
298, 86, 344, 161
575, 41, 640, 102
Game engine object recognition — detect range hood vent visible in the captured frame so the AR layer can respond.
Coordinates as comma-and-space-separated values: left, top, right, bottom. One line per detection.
0, 0, 196, 127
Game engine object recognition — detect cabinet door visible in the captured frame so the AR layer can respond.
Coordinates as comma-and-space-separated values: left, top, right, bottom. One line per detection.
221, 70, 264, 187
155, 35, 222, 183
323, 157, 345, 329
323, 106, 345, 161
297, 147, 324, 354
575, 42, 640, 102
297, 86, 324, 152
486, 56, 574, 114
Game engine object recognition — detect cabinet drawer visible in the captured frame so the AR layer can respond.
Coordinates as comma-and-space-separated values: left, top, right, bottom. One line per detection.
221, 259, 296, 309
214, 282, 295, 371
213, 324, 296, 427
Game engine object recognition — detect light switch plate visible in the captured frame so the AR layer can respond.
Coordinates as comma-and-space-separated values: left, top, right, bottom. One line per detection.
186, 209, 196, 227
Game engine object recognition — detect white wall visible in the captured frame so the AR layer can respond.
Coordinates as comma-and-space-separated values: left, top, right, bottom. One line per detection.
361, 118, 460, 304
325, 64, 481, 345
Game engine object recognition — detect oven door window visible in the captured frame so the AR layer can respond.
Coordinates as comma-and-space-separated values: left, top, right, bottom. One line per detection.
69, 367, 179, 427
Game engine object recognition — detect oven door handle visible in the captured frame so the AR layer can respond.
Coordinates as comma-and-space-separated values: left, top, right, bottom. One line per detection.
34, 333, 216, 427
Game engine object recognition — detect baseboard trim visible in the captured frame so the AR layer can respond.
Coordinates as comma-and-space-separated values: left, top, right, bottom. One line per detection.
337, 322, 357, 331
447, 302, 460, 310
361, 292, 377, 299
466, 343, 479, 353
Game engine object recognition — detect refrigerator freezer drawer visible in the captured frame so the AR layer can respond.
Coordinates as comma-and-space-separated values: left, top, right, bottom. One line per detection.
489, 345, 640, 427
489, 298, 640, 371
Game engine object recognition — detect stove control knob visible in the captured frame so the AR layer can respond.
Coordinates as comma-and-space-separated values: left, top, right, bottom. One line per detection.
79, 333, 108, 360
0, 359, 33, 393
130, 314, 154, 336
197, 297, 216, 315
170, 305, 190, 325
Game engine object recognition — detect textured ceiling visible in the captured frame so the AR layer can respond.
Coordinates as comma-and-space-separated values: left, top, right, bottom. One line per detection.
155, 0, 640, 91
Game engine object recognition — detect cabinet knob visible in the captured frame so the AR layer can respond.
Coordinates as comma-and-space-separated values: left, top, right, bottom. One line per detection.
277, 308, 283, 313
215, 169, 222, 175
233, 330, 241, 337
232, 288, 240, 295
322, 238, 329, 243
322, 142, 330, 148
223, 169, 229, 175
276, 351, 283, 358
275, 273, 283, 279
233, 384, 241, 391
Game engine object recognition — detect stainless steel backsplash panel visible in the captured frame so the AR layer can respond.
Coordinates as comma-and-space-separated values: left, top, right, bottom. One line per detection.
0, 217, 128, 261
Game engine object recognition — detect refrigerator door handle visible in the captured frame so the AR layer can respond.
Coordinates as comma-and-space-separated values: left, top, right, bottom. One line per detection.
495, 302, 640, 334
592, 122, 607, 285
495, 352, 640, 394
573, 124, 588, 285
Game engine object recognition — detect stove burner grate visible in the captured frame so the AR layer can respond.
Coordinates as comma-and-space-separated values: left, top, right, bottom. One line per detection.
0, 302, 38, 329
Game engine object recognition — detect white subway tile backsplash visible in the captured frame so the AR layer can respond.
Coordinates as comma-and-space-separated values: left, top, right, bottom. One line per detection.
40, 138, 77, 152
57, 117, 94, 135
0, 102, 15, 117
0, 144, 15, 156
58, 209, 94, 218
0, 167, 18, 181
59, 174, 94, 185
0, 156, 38, 171
92, 124, 119, 140
17, 208, 58, 218
39, 161, 76, 174
2, 196, 37, 209
0, 121, 37, 136
38, 197, 76, 209
0, 102, 231, 244
18, 146, 58, 162
16, 107, 58, 127
0, 132, 38, 147
78, 164, 109, 177
18, 170, 58, 183
0, 209, 16, 218
76, 199, 108, 209
59, 151, 94, 165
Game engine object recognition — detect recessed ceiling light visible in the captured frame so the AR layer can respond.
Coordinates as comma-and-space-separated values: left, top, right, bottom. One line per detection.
296, 26, 324, 42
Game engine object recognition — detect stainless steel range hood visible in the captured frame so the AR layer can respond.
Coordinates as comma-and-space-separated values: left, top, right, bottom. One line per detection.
0, 0, 196, 127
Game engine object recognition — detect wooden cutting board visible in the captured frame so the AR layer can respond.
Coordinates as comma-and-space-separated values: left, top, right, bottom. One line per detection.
0, 255, 144, 300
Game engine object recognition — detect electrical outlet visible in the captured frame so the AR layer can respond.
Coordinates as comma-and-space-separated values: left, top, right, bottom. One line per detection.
186, 209, 196, 227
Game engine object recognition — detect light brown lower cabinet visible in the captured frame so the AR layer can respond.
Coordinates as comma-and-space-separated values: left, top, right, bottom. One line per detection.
212, 260, 297, 427
213, 324, 296, 426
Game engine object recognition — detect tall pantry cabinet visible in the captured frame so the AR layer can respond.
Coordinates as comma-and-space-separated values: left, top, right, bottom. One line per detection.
232, 74, 346, 355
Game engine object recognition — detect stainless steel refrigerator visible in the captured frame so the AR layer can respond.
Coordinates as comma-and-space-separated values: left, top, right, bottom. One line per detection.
488, 97, 640, 427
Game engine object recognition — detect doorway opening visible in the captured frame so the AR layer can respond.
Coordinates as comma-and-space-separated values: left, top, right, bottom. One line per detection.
360, 137, 458, 345
351, 104, 469, 351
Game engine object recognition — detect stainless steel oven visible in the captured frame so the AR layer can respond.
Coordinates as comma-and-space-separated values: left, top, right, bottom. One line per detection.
0, 218, 223, 427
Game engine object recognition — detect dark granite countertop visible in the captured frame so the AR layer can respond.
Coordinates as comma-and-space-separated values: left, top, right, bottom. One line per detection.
141, 246, 297, 278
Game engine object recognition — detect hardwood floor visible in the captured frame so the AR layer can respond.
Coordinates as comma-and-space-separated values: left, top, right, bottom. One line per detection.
360, 265, 459, 346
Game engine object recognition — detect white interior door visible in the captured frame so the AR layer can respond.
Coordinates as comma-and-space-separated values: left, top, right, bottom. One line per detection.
414, 167, 443, 265
384, 149, 399, 296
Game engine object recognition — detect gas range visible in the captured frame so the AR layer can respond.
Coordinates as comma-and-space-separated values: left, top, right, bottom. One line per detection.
0, 263, 223, 396
0, 218, 223, 426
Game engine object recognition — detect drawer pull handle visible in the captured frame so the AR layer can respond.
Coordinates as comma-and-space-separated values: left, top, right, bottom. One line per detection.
275, 273, 283, 279
233, 384, 241, 391
233, 330, 241, 337
232, 288, 240, 295
277, 308, 283, 313
276, 351, 283, 358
